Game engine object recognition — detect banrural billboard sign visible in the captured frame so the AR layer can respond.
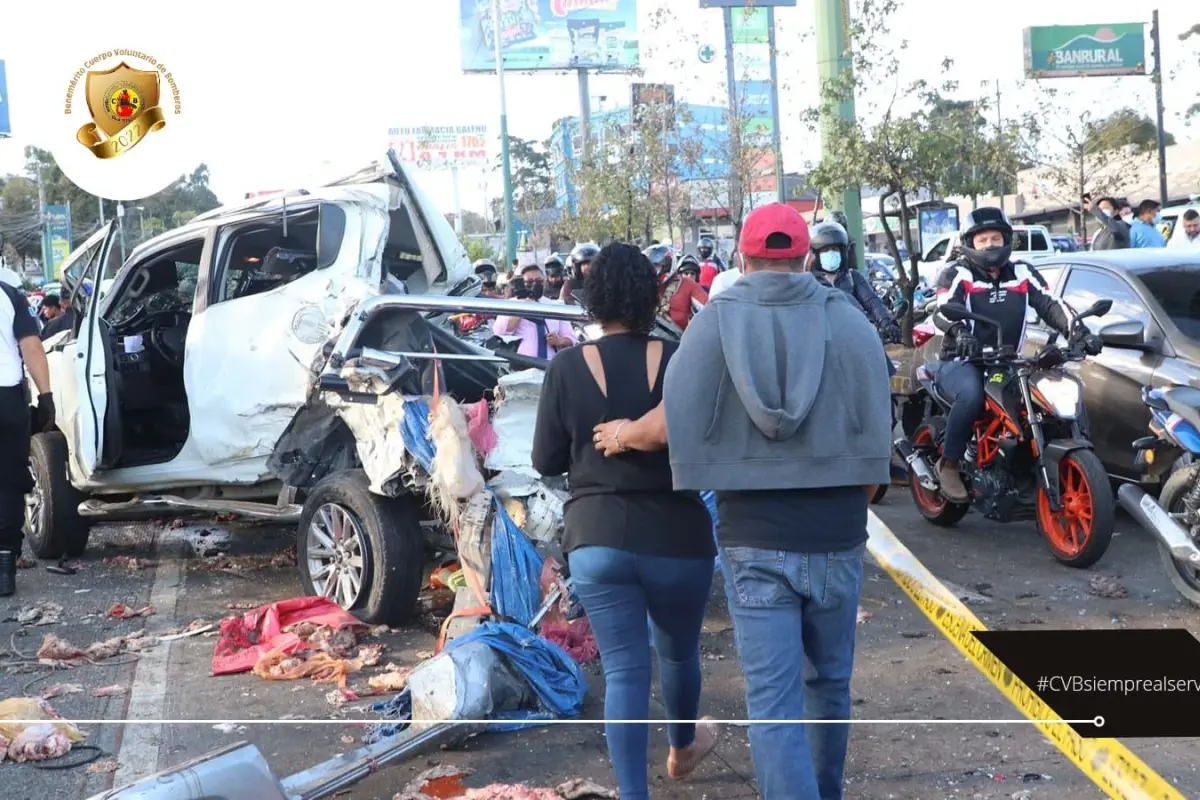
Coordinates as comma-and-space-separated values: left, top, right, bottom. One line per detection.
1023, 23, 1147, 78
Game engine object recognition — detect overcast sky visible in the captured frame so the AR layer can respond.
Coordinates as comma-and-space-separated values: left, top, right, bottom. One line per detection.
1, 0, 1197, 217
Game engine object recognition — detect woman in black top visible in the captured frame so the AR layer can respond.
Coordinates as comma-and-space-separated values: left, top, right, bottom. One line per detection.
532, 243, 719, 800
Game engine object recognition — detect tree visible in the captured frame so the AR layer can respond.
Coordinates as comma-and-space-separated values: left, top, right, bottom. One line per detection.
444, 210, 491, 236
1181, 24, 1200, 120
1086, 108, 1174, 154
803, 0, 1020, 343
496, 136, 556, 222
1012, 85, 1152, 237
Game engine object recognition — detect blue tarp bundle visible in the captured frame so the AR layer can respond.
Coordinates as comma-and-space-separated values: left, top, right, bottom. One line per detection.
399, 397, 437, 471
489, 497, 545, 627
369, 621, 587, 739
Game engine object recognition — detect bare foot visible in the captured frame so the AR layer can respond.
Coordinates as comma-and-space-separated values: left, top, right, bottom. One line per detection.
667, 716, 719, 780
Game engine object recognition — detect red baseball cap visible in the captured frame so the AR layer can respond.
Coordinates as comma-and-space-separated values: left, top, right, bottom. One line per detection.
739, 203, 810, 260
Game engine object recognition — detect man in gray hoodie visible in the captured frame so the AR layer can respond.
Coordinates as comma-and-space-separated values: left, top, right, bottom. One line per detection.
668, 203, 891, 798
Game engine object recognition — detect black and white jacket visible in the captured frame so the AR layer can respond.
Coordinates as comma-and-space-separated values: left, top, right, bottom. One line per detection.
933, 259, 1070, 360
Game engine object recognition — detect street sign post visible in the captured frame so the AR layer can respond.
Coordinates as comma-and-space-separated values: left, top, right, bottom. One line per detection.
0, 60, 11, 138
1023, 23, 1147, 78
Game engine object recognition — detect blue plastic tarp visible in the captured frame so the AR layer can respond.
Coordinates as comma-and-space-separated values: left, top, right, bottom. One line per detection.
490, 498, 545, 627
399, 398, 436, 472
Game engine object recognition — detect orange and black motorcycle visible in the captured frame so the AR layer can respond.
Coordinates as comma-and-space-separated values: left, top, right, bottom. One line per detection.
894, 299, 1116, 568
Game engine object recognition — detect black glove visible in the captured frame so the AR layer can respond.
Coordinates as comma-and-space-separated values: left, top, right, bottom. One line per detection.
1082, 332, 1103, 356
884, 323, 903, 345
35, 393, 55, 433
955, 332, 982, 359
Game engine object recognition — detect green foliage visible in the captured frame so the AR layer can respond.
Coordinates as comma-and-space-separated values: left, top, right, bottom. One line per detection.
1181, 24, 1200, 120
1085, 108, 1174, 153
462, 236, 497, 264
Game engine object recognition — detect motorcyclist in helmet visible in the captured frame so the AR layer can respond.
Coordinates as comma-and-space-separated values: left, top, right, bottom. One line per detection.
677, 254, 702, 284
808, 220, 901, 345
827, 210, 860, 273
560, 242, 600, 307
646, 243, 706, 331
696, 235, 726, 292
543, 256, 566, 301
473, 258, 502, 298
930, 207, 1102, 502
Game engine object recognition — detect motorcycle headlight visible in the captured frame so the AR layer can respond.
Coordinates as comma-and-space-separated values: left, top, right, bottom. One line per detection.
1030, 374, 1082, 419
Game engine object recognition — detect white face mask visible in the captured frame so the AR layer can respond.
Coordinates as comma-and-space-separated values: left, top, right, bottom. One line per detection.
1121, 211, 1134, 222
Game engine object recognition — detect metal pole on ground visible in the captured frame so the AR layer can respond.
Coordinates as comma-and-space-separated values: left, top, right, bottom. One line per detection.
492, 0, 516, 267
814, 0, 863, 268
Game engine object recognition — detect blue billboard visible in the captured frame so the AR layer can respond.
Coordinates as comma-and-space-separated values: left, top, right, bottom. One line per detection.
460, 0, 640, 73
0, 60, 10, 137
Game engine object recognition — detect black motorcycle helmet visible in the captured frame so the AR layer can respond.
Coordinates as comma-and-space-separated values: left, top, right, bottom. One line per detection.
958, 207, 1013, 272
698, 235, 715, 260
568, 242, 600, 279
472, 258, 498, 284
809, 222, 850, 272
643, 243, 674, 276
543, 256, 564, 280
678, 254, 701, 280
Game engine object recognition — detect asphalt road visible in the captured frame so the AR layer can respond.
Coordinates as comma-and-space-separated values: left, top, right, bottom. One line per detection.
2, 490, 1199, 800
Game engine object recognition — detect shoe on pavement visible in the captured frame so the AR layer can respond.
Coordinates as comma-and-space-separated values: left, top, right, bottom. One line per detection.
0, 551, 15, 598
668, 716, 719, 780
937, 459, 969, 503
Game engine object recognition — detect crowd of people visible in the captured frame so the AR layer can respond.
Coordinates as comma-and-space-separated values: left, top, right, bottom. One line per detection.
1084, 196, 1200, 250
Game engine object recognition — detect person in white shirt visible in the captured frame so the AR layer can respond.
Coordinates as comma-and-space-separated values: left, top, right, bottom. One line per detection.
1169, 209, 1200, 251
707, 257, 742, 298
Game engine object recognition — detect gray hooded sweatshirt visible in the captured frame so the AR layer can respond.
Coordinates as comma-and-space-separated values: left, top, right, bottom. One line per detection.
662, 269, 893, 492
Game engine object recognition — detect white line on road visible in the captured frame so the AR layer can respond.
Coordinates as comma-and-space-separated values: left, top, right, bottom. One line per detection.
112, 557, 184, 788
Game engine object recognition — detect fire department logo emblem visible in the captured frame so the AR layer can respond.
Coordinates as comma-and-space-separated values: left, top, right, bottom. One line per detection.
79, 62, 166, 160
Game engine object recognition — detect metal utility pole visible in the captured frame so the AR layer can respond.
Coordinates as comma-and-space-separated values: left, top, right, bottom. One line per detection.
1151, 9, 1169, 207
492, 0, 517, 268
116, 201, 127, 266
767, 7, 786, 203
578, 69, 593, 165
722, 7, 742, 235
35, 164, 48, 276
995, 80, 1004, 200
98, 196, 105, 225
814, 0, 864, 268
662, 103, 674, 247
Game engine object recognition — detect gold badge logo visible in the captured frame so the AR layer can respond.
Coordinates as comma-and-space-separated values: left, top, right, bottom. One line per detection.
77, 61, 167, 159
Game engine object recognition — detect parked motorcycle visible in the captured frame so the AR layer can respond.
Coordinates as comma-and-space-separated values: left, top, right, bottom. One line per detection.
894, 299, 1117, 568
1117, 386, 1200, 607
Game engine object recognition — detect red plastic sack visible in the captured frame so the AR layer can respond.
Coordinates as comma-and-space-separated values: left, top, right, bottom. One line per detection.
211, 597, 363, 676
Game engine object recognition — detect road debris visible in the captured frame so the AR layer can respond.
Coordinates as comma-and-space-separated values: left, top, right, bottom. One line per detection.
0, 698, 85, 763
211, 723, 246, 734
942, 580, 993, 605
13, 602, 63, 626
87, 758, 120, 774
16, 556, 36, 570
36, 632, 156, 666
324, 688, 359, 707
38, 684, 84, 700
368, 665, 413, 694
1087, 573, 1128, 599
555, 779, 618, 799
158, 620, 214, 641
212, 597, 364, 675
92, 685, 126, 697
199, 547, 296, 574
107, 602, 156, 619
102, 556, 158, 571
539, 619, 597, 664
856, 606, 873, 624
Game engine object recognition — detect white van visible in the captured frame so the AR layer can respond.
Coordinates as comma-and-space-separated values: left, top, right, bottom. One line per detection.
917, 224, 1053, 286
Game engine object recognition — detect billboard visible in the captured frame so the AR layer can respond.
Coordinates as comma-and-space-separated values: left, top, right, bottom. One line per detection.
1023, 24, 1147, 78
459, 0, 639, 73
45, 204, 72, 279
918, 206, 960, 255
739, 79, 775, 140
0, 60, 10, 137
387, 125, 489, 171
699, 0, 795, 6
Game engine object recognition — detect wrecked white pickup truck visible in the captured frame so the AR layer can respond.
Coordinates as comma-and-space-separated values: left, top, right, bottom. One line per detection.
27, 149, 589, 624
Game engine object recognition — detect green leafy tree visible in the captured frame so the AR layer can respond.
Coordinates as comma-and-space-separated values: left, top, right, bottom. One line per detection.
1179, 24, 1200, 120
1086, 108, 1174, 153
804, 0, 1019, 343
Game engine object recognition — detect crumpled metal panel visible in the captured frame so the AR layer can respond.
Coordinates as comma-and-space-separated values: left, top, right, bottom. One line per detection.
484, 369, 545, 480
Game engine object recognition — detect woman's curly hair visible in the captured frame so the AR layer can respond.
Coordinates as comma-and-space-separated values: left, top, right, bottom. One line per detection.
584, 242, 660, 334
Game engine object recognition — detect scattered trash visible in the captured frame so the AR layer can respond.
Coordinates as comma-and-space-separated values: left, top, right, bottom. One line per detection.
199, 547, 296, 574
1010, 791, 1033, 800
107, 603, 156, 620
339, 734, 355, 744
253, 651, 364, 689
0, 698, 85, 763
325, 688, 359, 708
87, 758, 119, 774
92, 685, 126, 698
943, 580, 993, 605
16, 556, 36, 570
35, 631, 157, 666
395, 764, 473, 799
211, 597, 364, 675
13, 602, 63, 626
856, 607, 873, 624
158, 620, 214, 641
539, 619, 598, 665
368, 665, 414, 694
226, 602, 258, 610
102, 556, 158, 571
1087, 573, 1128, 599
556, 778, 619, 799
211, 723, 246, 734
39, 684, 84, 700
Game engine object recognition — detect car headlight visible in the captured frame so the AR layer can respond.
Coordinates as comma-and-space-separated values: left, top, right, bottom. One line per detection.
1030, 373, 1081, 419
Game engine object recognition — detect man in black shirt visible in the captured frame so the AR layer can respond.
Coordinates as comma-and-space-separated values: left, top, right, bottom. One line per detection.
39, 294, 75, 340
0, 282, 57, 596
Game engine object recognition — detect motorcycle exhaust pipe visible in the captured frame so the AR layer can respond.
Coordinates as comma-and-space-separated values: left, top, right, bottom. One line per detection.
894, 438, 938, 491
1117, 484, 1200, 566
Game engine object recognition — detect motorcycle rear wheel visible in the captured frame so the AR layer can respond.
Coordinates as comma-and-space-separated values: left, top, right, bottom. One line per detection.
1155, 464, 1200, 607
1035, 449, 1114, 568
907, 422, 970, 526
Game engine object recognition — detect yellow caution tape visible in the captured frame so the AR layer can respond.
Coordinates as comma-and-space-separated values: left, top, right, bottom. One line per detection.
866, 512, 1185, 800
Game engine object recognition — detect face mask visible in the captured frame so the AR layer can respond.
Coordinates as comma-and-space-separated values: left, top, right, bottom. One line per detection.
974, 244, 1011, 270
1121, 212, 1134, 222
818, 250, 842, 272
528, 283, 544, 300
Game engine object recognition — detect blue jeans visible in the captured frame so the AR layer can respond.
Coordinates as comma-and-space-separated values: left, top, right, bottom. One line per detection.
568, 546, 715, 800
719, 543, 866, 800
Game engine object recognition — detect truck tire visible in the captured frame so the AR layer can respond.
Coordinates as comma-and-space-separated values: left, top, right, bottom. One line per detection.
26, 432, 91, 559
297, 470, 424, 625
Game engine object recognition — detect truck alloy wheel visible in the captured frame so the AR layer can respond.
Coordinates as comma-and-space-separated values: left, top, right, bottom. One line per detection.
25, 432, 91, 560
305, 503, 369, 609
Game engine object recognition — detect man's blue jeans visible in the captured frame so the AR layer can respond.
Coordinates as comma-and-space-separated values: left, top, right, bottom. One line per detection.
719, 542, 866, 800
568, 545, 714, 800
